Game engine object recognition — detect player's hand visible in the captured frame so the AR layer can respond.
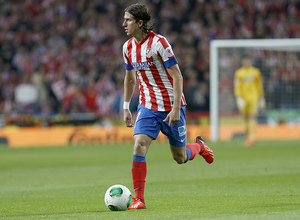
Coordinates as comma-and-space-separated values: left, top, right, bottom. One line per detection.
124, 109, 133, 127
259, 97, 266, 109
163, 108, 180, 126
236, 97, 246, 112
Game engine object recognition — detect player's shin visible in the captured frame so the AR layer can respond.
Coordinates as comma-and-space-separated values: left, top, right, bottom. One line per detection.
248, 118, 257, 141
132, 154, 147, 204
185, 143, 203, 161
244, 118, 250, 139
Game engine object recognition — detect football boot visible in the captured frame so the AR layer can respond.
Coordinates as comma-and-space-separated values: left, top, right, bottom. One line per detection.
195, 136, 214, 164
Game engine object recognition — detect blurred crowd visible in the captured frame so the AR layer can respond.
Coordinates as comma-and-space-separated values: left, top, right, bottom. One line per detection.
0, 0, 300, 121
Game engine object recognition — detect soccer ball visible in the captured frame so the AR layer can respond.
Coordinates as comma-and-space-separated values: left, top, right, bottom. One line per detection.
104, 184, 132, 211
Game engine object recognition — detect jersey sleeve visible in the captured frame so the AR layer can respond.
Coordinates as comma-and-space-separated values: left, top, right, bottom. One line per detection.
234, 70, 242, 97
123, 42, 133, 71
157, 37, 178, 69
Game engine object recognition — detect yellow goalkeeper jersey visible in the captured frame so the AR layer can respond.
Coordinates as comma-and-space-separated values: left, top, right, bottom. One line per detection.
234, 66, 264, 103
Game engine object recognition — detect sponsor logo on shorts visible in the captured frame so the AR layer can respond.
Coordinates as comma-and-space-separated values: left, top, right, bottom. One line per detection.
178, 126, 186, 137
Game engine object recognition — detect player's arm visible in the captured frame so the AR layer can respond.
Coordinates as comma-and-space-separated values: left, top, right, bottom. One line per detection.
123, 69, 136, 127
256, 70, 266, 109
163, 64, 183, 126
234, 71, 242, 97
234, 71, 246, 111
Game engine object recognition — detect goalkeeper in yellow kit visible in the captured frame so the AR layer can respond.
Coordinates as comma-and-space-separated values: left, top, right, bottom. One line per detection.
234, 55, 266, 147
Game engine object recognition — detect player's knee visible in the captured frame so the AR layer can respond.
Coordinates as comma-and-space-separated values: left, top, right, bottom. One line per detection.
173, 154, 185, 164
134, 139, 147, 153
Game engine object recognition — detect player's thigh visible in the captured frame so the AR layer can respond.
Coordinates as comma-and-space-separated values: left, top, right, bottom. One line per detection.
134, 105, 161, 140
133, 134, 153, 156
241, 102, 258, 116
161, 106, 187, 147
247, 100, 258, 115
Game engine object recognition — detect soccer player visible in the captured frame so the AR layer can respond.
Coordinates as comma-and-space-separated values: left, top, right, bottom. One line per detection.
234, 55, 266, 147
122, 3, 214, 209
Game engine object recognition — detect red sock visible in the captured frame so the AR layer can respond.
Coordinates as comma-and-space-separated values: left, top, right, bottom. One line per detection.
186, 143, 205, 160
132, 160, 147, 204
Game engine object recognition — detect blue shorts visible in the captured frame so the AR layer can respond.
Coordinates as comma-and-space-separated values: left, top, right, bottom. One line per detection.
134, 105, 187, 147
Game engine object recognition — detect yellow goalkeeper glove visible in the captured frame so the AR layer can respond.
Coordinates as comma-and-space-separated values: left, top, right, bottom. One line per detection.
236, 97, 246, 112
259, 97, 266, 109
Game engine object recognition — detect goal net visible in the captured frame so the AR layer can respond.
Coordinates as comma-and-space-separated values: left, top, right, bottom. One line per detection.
209, 39, 300, 141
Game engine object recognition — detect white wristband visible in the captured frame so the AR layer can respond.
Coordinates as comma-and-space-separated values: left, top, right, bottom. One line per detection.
123, 101, 130, 110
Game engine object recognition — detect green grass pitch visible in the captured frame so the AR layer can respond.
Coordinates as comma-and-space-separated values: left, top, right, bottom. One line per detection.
0, 140, 300, 219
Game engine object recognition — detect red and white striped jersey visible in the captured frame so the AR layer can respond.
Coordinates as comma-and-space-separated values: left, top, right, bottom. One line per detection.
123, 31, 186, 111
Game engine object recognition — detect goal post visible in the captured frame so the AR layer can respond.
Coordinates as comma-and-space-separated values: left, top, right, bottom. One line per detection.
209, 38, 300, 142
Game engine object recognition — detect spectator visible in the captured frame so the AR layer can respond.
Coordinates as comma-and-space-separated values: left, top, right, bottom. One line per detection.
0, 0, 299, 123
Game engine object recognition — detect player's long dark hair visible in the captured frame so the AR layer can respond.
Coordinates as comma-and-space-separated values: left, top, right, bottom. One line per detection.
125, 3, 153, 34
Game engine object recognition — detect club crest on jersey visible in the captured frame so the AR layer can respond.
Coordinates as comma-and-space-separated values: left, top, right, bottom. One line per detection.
146, 48, 152, 58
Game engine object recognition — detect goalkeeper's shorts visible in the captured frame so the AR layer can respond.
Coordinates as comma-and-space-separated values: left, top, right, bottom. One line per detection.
241, 101, 259, 115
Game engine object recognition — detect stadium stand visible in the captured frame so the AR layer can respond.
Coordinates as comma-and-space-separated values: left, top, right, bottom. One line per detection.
0, 0, 299, 126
